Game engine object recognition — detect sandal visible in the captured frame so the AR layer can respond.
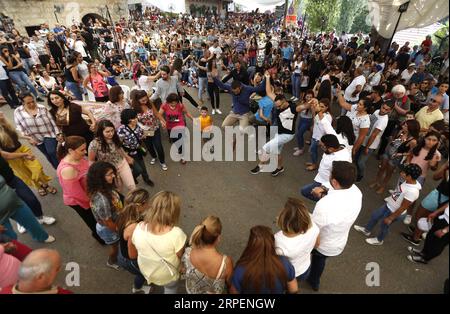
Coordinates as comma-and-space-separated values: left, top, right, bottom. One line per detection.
42, 184, 57, 195
306, 165, 318, 171
38, 186, 48, 196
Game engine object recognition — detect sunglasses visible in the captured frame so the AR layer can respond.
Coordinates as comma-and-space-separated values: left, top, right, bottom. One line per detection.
430, 98, 441, 104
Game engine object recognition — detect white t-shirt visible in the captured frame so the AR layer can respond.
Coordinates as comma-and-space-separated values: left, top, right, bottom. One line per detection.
39, 76, 57, 90
318, 113, 353, 154
125, 42, 137, 54
346, 104, 370, 139
209, 46, 223, 59
314, 148, 352, 184
364, 110, 389, 150
138, 75, 152, 92
313, 184, 362, 256
439, 206, 449, 224
401, 69, 415, 84
74, 40, 87, 57
344, 75, 366, 102
274, 222, 320, 276
0, 60, 8, 80
312, 112, 332, 140
385, 181, 422, 214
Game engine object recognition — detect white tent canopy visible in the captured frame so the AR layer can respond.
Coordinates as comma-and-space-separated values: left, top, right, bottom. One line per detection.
369, 0, 449, 38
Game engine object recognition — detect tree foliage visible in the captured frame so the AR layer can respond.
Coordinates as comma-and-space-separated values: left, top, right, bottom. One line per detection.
350, 6, 372, 34
336, 0, 367, 33
304, 0, 342, 33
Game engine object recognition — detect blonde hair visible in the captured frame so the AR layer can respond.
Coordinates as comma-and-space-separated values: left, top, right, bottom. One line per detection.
277, 198, 312, 235
0, 114, 19, 150
116, 188, 150, 232
190, 216, 222, 248
144, 191, 181, 230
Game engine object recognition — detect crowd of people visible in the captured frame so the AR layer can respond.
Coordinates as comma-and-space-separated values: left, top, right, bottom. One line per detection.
0, 7, 449, 294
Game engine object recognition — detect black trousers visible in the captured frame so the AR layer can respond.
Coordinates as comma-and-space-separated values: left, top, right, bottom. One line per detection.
207, 82, 220, 109
143, 128, 165, 164
422, 218, 449, 261
377, 120, 398, 157
0, 78, 20, 108
182, 89, 199, 108
130, 152, 150, 181
70, 205, 105, 245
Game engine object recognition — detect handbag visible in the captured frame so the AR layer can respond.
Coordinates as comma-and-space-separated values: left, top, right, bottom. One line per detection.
125, 125, 147, 156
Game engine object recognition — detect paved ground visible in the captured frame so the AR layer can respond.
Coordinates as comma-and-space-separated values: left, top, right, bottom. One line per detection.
1, 81, 448, 294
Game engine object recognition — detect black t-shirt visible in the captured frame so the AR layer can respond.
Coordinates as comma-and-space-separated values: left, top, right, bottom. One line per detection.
436, 175, 449, 197
0, 155, 15, 183
368, 98, 383, 115
273, 102, 298, 135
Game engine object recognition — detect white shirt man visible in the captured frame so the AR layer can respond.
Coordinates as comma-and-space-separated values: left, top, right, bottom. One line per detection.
363, 109, 389, 150
344, 71, 366, 103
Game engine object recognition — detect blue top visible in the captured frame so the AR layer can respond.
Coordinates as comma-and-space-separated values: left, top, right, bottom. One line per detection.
255, 96, 274, 122
430, 86, 449, 111
213, 78, 266, 115
281, 46, 294, 60
231, 256, 295, 294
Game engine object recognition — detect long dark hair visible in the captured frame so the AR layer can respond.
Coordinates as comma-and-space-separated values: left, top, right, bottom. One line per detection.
57, 135, 86, 160
47, 90, 71, 117
317, 79, 332, 100
336, 116, 356, 146
235, 225, 288, 293
412, 131, 440, 161
172, 58, 183, 74
131, 89, 151, 113
94, 119, 122, 153
404, 119, 420, 139
87, 161, 117, 200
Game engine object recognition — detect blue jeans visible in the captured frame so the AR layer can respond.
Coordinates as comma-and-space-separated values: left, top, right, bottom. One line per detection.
296, 117, 312, 149
8, 176, 43, 218
354, 146, 375, 180
307, 249, 328, 289
249, 57, 256, 67
0, 79, 20, 108
8, 70, 38, 97
65, 81, 83, 100
194, 50, 203, 60
364, 204, 402, 242
1, 202, 49, 242
37, 137, 59, 169
198, 77, 208, 101
291, 74, 301, 98
117, 250, 146, 289
309, 138, 320, 164
301, 181, 322, 202
297, 266, 311, 281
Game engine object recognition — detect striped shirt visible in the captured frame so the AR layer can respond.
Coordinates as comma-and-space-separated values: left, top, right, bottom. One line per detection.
14, 105, 60, 144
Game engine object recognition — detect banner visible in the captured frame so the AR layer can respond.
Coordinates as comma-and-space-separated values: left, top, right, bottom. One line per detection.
285, 0, 301, 27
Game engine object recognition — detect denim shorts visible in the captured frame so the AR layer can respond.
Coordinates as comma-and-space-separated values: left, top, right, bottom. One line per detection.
421, 189, 449, 212
96, 223, 119, 245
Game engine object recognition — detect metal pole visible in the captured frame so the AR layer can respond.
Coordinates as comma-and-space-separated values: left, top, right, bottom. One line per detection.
54, 12, 59, 24
105, 5, 119, 51
385, 1, 410, 57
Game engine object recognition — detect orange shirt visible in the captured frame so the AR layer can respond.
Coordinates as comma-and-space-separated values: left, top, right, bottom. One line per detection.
199, 115, 212, 132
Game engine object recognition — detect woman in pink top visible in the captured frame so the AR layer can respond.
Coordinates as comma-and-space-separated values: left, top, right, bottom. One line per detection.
0, 241, 21, 289
83, 63, 110, 102
56, 136, 105, 245
159, 93, 194, 164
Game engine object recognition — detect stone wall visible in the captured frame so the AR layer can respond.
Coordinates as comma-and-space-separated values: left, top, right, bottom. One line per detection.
0, 0, 128, 35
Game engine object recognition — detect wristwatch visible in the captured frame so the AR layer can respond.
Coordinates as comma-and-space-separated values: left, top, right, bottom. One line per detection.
320, 185, 329, 196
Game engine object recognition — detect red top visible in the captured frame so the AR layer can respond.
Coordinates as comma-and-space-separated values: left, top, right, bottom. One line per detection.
160, 103, 186, 130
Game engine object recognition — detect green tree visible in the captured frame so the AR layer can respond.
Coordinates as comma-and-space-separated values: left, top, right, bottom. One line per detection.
350, 6, 372, 34
305, 0, 342, 33
336, 0, 367, 33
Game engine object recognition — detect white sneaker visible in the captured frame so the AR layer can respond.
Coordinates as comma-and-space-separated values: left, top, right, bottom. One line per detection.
422, 232, 428, 240
212, 109, 216, 115
44, 235, 56, 243
290, 96, 296, 101
132, 285, 152, 294
388, 189, 395, 194
161, 163, 168, 171
38, 216, 56, 225
403, 215, 412, 225
293, 149, 304, 156
150, 158, 156, 165
215, 109, 222, 114
365, 237, 383, 245
17, 223, 27, 234
293, 147, 299, 151
354, 225, 371, 236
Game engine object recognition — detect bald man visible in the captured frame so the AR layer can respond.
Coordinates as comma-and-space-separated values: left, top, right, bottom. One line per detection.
415, 94, 445, 132
0, 249, 72, 294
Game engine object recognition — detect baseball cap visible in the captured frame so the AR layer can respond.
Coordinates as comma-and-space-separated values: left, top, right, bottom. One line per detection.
400, 163, 422, 180
408, 63, 416, 68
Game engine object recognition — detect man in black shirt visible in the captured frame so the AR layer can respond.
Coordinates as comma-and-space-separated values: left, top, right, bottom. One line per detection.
222, 60, 249, 85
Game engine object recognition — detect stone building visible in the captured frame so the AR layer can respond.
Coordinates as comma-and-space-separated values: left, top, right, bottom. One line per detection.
0, 0, 128, 35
